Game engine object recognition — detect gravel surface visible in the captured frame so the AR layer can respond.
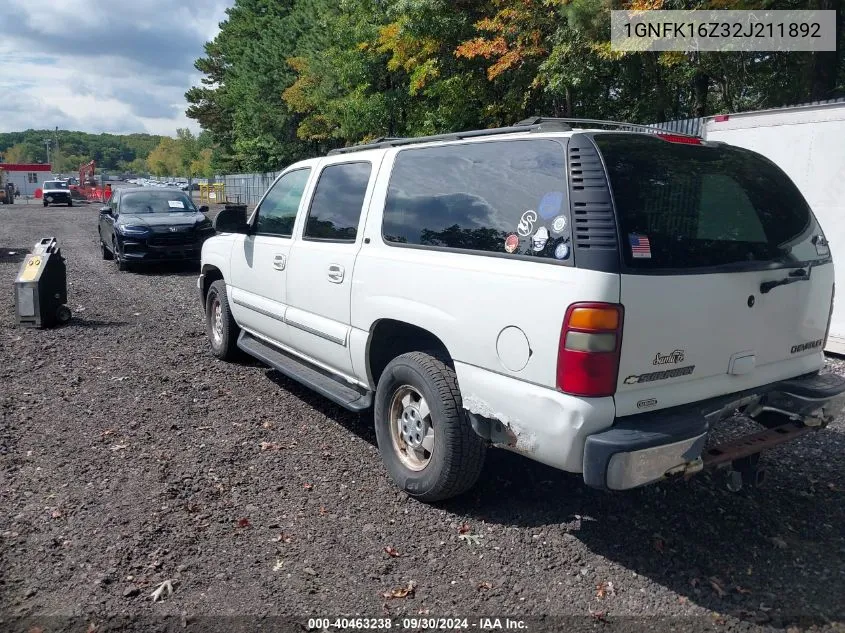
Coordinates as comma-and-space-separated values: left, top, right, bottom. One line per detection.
1, 203, 844, 633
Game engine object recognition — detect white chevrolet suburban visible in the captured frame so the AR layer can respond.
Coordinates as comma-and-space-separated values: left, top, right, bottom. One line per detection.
198, 118, 845, 501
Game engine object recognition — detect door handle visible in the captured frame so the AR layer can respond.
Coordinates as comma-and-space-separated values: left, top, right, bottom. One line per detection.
327, 264, 345, 283
273, 254, 286, 271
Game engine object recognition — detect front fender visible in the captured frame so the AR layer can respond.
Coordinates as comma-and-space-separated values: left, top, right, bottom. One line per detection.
200, 236, 234, 281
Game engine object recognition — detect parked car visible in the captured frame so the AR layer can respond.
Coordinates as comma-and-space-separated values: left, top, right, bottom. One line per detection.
98, 187, 212, 271
42, 180, 73, 207
197, 118, 845, 502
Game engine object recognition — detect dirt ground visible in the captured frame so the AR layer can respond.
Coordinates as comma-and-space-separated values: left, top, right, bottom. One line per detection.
1, 202, 844, 633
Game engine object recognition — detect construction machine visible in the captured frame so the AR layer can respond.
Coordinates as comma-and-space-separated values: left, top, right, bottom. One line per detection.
0, 169, 15, 205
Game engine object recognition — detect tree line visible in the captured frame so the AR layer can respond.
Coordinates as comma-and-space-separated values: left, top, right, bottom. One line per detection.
0, 129, 216, 178
0, 130, 161, 174
185, 0, 844, 174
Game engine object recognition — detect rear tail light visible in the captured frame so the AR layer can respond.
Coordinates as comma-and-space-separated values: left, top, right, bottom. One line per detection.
557, 303, 624, 397
656, 133, 702, 145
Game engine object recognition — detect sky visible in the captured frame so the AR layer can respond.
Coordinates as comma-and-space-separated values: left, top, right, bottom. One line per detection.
0, 0, 229, 137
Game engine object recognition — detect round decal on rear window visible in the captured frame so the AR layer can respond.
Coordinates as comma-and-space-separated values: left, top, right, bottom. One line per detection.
538, 192, 564, 219
554, 242, 570, 260
504, 233, 520, 254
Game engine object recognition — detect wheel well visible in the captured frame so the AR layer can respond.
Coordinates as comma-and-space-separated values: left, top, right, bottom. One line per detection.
201, 265, 224, 302
367, 319, 452, 385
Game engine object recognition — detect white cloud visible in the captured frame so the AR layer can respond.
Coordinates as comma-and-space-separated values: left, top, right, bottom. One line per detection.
0, 0, 229, 136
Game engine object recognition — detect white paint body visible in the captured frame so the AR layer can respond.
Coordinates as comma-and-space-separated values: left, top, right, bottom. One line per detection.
201, 128, 830, 476
702, 102, 845, 353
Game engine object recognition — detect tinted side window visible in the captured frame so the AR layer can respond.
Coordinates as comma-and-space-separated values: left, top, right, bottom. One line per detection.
255, 169, 311, 237
382, 140, 571, 260
304, 162, 372, 241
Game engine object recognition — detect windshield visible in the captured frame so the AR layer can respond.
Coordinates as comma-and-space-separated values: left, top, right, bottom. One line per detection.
121, 191, 197, 214
593, 134, 824, 270
44, 181, 68, 189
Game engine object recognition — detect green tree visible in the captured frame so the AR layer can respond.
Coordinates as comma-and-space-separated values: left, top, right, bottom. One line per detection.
2, 142, 36, 163
186, 0, 845, 171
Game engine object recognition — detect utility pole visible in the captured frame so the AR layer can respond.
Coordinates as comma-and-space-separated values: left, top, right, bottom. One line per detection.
45, 139, 51, 170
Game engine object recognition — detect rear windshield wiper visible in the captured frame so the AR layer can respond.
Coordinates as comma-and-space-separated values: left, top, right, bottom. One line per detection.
760, 263, 814, 294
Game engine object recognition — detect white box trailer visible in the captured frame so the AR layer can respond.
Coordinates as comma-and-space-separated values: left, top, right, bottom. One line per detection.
702, 101, 845, 354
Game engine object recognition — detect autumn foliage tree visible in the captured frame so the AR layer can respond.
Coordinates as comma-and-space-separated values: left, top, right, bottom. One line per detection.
187, 0, 845, 171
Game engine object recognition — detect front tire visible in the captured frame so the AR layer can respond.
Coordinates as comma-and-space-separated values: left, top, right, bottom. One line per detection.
205, 280, 240, 361
68, 200, 73, 207
43, 200, 48, 207
100, 233, 113, 260
374, 351, 486, 502
113, 237, 129, 272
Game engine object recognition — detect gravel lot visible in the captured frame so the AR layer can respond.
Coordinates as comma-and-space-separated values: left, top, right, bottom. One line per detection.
1, 202, 844, 633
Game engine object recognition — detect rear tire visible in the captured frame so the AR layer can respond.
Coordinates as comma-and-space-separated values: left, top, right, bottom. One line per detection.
374, 351, 486, 502
205, 280, 241, 361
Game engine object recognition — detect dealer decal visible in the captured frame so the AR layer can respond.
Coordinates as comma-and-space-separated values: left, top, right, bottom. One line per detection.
624, 365, 695, 385
791, 339, 823, 354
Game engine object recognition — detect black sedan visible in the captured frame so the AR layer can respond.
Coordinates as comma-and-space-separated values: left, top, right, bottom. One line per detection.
97, 188, 213, 271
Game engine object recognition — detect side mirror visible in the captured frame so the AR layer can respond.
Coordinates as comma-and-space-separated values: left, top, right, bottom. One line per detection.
213, 205, 249, 234
198, 205, 209, 214
99, 206, 111, 215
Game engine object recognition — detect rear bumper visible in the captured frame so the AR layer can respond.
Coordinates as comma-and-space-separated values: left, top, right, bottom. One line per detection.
584, 372, 845, 490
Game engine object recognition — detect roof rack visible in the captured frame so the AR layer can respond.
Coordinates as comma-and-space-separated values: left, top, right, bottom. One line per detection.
326, 123, 558, 155
514, 117, 702, 138
326, 116, 699, 155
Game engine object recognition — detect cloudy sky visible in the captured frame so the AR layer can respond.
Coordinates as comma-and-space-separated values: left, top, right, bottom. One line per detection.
0, 0, 229, 137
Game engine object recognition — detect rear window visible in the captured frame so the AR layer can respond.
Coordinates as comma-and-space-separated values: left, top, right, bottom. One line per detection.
594, 134, 821, 270
383, 140, 572, 262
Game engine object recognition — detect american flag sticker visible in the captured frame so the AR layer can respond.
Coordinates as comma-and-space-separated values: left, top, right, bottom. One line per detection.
629, 233, 652, 259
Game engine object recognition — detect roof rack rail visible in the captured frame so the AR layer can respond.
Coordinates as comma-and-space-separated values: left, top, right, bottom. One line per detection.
326, 116, 700, 155
326, 120, 573, 155
514, 117, 702, 138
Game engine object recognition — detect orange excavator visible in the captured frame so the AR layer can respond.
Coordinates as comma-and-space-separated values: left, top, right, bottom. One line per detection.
74, 160, 105, 201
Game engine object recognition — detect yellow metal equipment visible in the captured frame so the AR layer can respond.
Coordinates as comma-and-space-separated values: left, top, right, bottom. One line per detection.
199, 183, 225, 204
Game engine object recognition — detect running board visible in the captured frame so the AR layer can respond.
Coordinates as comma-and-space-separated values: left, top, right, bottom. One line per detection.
237, 331, 373, 412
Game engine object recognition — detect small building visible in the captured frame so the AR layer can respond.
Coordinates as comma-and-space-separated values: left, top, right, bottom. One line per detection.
0, 163, 53, 197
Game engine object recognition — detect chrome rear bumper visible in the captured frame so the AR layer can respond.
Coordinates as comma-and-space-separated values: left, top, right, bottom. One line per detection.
584, 372, 845, 491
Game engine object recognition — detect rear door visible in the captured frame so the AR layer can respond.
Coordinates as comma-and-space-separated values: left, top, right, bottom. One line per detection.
592, 134, 834, 416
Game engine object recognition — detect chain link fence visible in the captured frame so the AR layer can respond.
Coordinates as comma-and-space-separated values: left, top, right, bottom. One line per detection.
213, 171, 282, 206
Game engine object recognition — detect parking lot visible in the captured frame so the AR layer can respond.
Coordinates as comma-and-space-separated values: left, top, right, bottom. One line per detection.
1, 202, 844, 631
